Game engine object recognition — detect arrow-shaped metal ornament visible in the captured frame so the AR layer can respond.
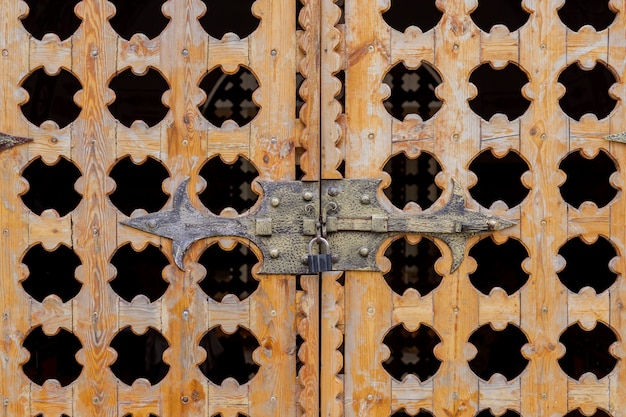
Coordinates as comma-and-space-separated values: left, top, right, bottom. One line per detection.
0, 132, 32, 152
122, 178, 516, 274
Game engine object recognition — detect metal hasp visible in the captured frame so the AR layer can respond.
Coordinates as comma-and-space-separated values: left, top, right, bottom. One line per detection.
0, 132, 32, 152
122, 178, 515, 274
321, 178, 515, 273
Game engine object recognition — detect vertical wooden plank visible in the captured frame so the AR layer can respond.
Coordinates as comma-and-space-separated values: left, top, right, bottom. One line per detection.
0, 2, 31, 416
518, 1, 569, 416
70, 1, 119, 415
298, 275, 319, 417
321, 271, 344, 417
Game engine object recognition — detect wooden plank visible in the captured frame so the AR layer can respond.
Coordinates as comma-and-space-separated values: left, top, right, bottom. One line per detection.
321, 271, 344, 417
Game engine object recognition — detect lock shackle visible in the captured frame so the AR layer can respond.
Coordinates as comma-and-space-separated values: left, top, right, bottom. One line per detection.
308, 236, 330, 254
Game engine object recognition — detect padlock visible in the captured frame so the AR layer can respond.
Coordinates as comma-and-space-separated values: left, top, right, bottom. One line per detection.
308, 236, 333, 273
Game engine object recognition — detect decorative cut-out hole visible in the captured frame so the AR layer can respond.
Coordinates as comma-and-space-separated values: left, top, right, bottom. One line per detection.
558, 149, 617, 209
123, 415, 159, 417
108, 67, 170, 127
468, 324, 529, 381
211, 414, 248, 417
198, 242, 259, 302
109, 156, 169, 216
469, 63, 531, 120
469, 237, 529, 295
382, 324, 442, 382
392, 410, 434, 417
108, 0, 170, 39
470, 0, 530, 32
110, 327, 170, 385
565, 409, 612, 417
198, 67, 259, 127
198, 0, 260, 39
559, 322, 618, 379
558, 0, 617, 31
199, 326, 260, 385
21, 244, 82, 302
110, 243, 170, 302
20, 0, 82, 40
198, 156, 259, 214
383, 237, 443, 296
468, 149, 530, 208
557, 236, 617, 294
382, 0, 443, 32
558, 62, 617, 121
383, 152, 442, 210
21, 156, 82, 216
20, 68, 82, 128
382, 62, 443, 121
22, 326, 83, 386
476, 410, 521, 417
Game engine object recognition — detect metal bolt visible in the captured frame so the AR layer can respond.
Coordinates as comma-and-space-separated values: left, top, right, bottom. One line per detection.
147, 219, 157, 229
271, 49, 277, 56
271, 197, 280, 207
1, 49, 7, 56
182, 139, 188, 146
181, 396, 189, 403
542, 306, 548, 314
2, 229, 8, 236
453, 43, 459, 51
360, 195, 371, 205
368, 45, 374, 51
452, 392, 459, 400
359, 247, 369, 257
182, 310, 189, 320
50, 137, 58, 143
327, 187, 339, 197
182, 48, 189, 56
541, 220, 547, 226
453, 133, 460, 141
92, 227, 99, 236
303, 192, 313, 201
367, 394, 374, 401
367, 133, 374, 139
486, 219, 497, 230
270, 249, 280, 258
270, 137, 277, 144
91, 311, 98, 320
301, 255, 309, 265
270, 310, 277, 316
367, 306, 374, 314
3, 399, 8, 406
541, 392, 547, 399
93, 397, 99, 404
331, 254, 339, 263
540, 133, 547, 139
540, 43, 546, 49
453, 307, 459, 313
91, 49, 99, 57
271, 396, 277, 402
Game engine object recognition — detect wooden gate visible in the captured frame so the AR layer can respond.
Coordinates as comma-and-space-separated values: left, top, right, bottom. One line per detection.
1, 1, 625, 417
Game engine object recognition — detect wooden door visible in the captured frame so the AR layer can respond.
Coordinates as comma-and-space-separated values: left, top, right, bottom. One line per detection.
2, 1, 626, 417
331, 1, 626, 417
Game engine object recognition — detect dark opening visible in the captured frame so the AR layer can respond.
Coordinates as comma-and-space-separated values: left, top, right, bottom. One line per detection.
469, 237, 529, 295
565, 409, 611, 417
22, 326, 83, 386
199, 326, 260, 385
382, 0, 443, 32
108, 156, 169, 216
469, 63, 530, 120
383, 152, 442, 211
383, 237, 443, 296
109, 0, 170, 39
21, 243, 82, 302
558, 0, 617, 31
558, 149, 617, 209
110, 327, 170, 385
20, 0, 82, 40
20, 68, 82, 128
110, 243, 170, 302
382, 324, 442, 382
470, 0, 530, 32
468, 149, 530, 208
198, 242, 259, 302
198, 156, 259, 214
382, 62, 443, 121
476, 410, 521, 417
558, 322, 618, 380
558, 62, 617, 121
198, 0, 260, 39
392, 410, 434, 417
557, 236, 617, 294
198, 67, 259, 127
21, 156, 82, 216
108, 67, 170, 127
468, 324, 529, 381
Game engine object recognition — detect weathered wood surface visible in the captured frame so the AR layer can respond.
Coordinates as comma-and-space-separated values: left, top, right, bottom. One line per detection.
1, 0, 306, 416
337, 0, 626, 416
2, 0, 626, 416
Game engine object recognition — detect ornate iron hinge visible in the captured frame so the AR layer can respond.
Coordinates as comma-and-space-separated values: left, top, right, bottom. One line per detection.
0, 132, 32, 152
122, 178, 515, 274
